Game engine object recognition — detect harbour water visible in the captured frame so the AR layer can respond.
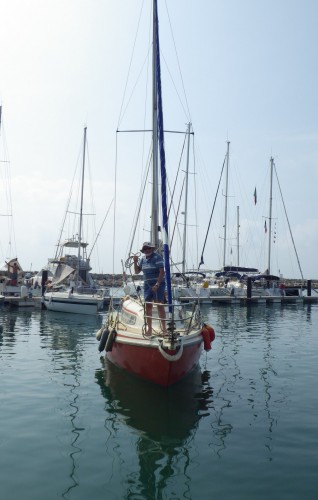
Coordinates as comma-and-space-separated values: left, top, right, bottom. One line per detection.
0, 302, 317, 499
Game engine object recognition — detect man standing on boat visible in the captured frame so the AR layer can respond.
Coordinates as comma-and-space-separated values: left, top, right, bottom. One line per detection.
133, 242, 166, 335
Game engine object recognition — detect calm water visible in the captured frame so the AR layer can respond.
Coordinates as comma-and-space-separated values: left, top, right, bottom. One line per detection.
0, 302, 317, 499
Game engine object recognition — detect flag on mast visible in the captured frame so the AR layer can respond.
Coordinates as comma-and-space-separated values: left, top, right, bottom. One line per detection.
264, 220, 267, 233
254, 187, 257, 205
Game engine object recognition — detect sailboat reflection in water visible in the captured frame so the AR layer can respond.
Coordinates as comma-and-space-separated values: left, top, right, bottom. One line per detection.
95, 359, 213, 498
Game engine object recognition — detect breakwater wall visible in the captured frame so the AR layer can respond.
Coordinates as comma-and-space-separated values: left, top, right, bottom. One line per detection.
92, 274, 318, 288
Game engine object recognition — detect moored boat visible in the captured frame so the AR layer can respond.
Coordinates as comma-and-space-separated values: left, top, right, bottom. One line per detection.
44, 127, 104, 315
44, 288, 103, 315
97, 0, 215, 385
104, 297, 206, 386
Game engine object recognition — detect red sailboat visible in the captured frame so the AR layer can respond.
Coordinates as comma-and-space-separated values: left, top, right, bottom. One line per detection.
97, 0, 215, 386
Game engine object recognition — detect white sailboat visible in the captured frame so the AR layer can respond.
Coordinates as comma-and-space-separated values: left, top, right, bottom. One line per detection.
174, 141, 250, 301
44, 127, 104, 315
248, 156, 304, 298
212, 156, 304, 299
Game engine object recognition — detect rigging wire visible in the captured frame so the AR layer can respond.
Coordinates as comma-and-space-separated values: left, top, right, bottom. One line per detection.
86, 146, 97, 244
273, 162, 304, 279
89, 198, 114, 260
170, 177, 185, 246
112, 132, 119, 285
199, 154, 227, 268
192, 134, 199, 269
126, 145, 152, 257
114, 1, 196, 279
167, 132, 187, 220
164, 0, 192, 122
54, 140, 84, 260
117, 0, 146, 129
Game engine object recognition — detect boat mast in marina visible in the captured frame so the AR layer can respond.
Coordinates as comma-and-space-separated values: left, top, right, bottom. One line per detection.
0, 106, 16, 261
76, 126, 87, 286
181, 122, 192, 275
151, 10, 160, 250
265, 156, 304, 279
266, 157, 274, 275
236, 205, 240, 267
223, 141, 230, 267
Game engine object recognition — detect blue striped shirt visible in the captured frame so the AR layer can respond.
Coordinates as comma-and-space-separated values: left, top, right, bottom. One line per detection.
140, 252, 165, 285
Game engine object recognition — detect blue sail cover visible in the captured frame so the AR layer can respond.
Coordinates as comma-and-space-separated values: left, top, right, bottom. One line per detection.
154, 0, 173, 310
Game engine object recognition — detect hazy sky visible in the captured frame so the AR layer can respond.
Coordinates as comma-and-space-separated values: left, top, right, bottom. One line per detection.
1, 0, 317, 279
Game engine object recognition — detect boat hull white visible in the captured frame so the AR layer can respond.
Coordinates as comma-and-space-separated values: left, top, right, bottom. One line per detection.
44, 291, 103, 315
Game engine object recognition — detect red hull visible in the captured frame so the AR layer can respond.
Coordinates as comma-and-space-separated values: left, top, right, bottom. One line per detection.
106, 336, 203, 386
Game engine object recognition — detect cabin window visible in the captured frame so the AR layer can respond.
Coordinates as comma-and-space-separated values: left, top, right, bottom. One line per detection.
122, 310, 136, 325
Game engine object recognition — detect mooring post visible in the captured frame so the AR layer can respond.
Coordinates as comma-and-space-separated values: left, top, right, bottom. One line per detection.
307, 280, 312, 297
41, 270, 48, 309
247, 277, 252, 299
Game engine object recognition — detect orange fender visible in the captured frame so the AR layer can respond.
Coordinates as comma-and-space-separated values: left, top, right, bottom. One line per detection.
201, 326, 212, 351
204, 323, 215, 342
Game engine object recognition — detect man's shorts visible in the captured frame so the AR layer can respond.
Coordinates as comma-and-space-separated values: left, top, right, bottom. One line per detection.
144, 282, 165, 302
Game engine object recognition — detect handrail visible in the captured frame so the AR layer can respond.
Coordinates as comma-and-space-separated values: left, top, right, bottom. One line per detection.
143, 301, 200, 333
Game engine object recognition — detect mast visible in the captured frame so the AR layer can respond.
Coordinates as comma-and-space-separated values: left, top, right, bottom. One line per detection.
222, 141, 230, 267
154, 0, 173, 308
77, 126, 87, 283
182, 123, 191, 274
236, 205, 240, 266
267, 157, 274, 274
151, 2, 160, 248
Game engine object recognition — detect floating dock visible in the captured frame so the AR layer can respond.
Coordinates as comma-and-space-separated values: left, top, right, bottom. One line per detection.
178, 294, 318, 306
2, 296, 43, 309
